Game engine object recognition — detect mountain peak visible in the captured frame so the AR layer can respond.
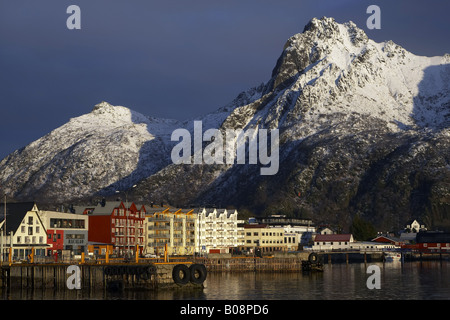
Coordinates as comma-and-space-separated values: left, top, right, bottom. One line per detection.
270, 17, 370, 90
301, 17, 368, 45
92, 101, 114, 111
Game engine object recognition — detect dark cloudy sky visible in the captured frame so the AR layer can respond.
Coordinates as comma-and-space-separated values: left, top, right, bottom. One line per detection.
1, 0, 449, 160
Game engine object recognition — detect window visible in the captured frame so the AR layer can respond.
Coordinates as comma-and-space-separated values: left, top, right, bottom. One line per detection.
28, 216, 33, 225
17, 236, 21, 243
28, 227, 33, 235
36, 226, 40, 233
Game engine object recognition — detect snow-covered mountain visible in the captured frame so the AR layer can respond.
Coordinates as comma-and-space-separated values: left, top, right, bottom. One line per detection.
0, 101, 183, 202
1, 17, 449, 230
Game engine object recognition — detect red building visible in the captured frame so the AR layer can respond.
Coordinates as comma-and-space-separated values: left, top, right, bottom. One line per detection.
403, 231, 450, 253
74, 200, 146, 257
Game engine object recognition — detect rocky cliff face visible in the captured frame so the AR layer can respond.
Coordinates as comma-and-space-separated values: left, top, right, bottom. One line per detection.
1, 17, 449, 231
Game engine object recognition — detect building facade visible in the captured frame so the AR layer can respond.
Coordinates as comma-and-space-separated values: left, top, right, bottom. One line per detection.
38, 210, 88, 256
145, 206, 197, 256
312, 234, 355, 251
0, 202, 49, 261
243, 224, 286, 253
196, 208, 244, 254
74, 201, 145, 257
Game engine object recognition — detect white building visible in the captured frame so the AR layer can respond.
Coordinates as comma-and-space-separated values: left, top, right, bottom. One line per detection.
283, 225, 315, 247
145, 206, 197, 256
312, 233, 401, 251
0, 202, 49, 261
405, 220, 426, 233
196, 208, 244, 254
312, 234, 355, 251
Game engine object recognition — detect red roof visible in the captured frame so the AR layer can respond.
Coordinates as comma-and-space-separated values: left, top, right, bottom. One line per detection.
314, 234, 353, 242
371, 236, 398, 244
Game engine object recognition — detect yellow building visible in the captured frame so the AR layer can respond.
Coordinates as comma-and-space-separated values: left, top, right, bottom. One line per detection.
145, 206, 197, 256
243, 224, 295, 253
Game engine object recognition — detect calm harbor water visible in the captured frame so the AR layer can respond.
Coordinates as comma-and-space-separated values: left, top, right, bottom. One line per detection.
1, 261, 449, 300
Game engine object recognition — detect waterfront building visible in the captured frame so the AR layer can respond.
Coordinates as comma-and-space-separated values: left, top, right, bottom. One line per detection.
196, 208, 245, 255
404, 231, 450, 252
0, 202, 49, 261
144, 206, 197, 256
312, 234, 355, 251
73, 200, 145, 257
38, 209, 88, 257
371, 235, 402, 246
243, 224, 290, 253
349, 241, 400, 251
252, 215, 315, 247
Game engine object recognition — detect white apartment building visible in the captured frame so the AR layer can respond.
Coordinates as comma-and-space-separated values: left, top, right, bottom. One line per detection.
145, 206, 197, 256
196, 208, 245, 254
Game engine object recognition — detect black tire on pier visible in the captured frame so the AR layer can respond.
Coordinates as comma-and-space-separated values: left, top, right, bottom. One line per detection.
189, 264, 207, 284
308, 253, 319, 264
172, 264, 190, 285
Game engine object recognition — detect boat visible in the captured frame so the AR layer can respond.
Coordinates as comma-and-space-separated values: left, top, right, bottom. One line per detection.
383, 251, 402, 262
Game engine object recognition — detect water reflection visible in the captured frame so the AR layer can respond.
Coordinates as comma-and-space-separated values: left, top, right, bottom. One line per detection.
1, 261, 449, 300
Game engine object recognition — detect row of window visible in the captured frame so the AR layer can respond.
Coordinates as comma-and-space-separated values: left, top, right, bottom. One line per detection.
111, 237, 143, 245
50, 218, 86, 229
20, 225, 40, 235
316, 242, 349, 245
112, 219, 143, 226
113, 209, 145, 218
246, 232, 284, 237
16, 236, 45, 244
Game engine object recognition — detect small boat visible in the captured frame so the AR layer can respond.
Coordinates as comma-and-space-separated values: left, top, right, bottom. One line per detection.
383, 251, 402, 262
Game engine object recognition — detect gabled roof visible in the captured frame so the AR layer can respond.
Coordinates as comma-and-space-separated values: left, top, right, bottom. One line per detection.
314, 234, 353, 242
73, 201, 126, 215
0, 202, 41, 234
371, 235, 400, 243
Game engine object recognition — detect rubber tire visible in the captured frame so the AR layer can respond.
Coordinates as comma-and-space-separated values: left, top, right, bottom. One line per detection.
308, 253, 319, 264
172, 264, 190, 286
147, 265, 157, 275
189, 264, 207, 284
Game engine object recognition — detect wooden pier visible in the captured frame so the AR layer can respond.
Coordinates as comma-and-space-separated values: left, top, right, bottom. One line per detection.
0, 262, 206, 291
